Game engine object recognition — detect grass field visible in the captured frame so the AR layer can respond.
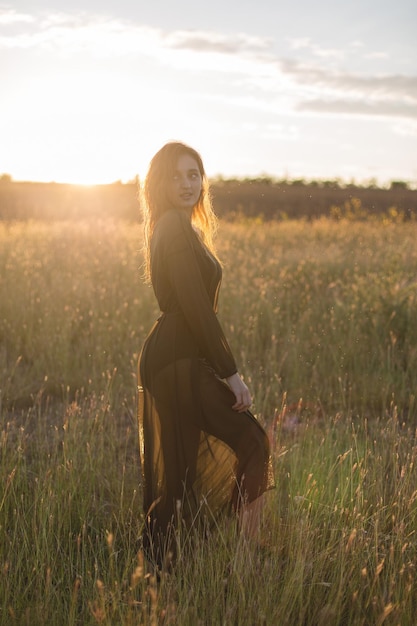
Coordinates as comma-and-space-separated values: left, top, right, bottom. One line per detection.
1, 218, 416, 624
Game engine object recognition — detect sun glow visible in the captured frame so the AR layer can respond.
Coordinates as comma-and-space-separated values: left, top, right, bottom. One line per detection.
1, 8, 416, 186
0, 13, 210, 184
5, 66, 183, 184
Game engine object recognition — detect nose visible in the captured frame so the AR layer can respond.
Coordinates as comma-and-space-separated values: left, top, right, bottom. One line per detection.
180, 176, 191, 188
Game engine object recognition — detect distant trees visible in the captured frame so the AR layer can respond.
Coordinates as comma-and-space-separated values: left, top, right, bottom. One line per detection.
0, 177, 415, 221
390, 181, 409, 190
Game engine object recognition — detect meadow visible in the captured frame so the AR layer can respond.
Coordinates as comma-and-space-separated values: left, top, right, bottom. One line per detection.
0, 217, 416, 625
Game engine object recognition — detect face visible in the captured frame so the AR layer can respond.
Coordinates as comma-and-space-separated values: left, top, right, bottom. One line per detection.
166, 153, 202, 213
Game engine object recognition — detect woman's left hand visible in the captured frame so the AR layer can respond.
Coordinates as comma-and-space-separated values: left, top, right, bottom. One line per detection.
225, 372, 252, 412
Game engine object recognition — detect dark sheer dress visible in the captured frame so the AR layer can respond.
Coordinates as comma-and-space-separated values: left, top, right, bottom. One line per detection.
138, 209, 273, 565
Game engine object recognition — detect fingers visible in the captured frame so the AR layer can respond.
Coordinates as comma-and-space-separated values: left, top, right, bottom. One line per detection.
232, 403, 251, 413
232, 402, 251, 413
232, 391, 252, 412
225, 372, 252, 412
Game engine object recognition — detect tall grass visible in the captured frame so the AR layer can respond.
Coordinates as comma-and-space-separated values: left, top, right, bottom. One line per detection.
218, 218, 417, 419
1, 218, 416, 624
1, 218, 416, 416
1, 395, 416, 624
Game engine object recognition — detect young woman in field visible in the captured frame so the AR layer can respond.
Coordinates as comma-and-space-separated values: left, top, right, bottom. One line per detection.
138, 142, 274, 569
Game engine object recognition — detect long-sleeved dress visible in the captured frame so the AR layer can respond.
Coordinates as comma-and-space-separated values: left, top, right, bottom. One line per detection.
138, 209, 273, 564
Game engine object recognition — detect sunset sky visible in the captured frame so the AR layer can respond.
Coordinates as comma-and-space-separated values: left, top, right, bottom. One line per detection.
1, 0, 416, 185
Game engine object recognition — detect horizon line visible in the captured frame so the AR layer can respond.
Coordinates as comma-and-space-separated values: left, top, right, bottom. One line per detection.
0, 173, 415, 190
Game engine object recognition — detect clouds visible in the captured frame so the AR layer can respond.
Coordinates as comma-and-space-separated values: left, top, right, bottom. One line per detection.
0, 8, 159, 56
297, 99, 417, 120
1, 6, 415, 124
280, 58, 417, 99
279, 59, 417, 121
0, 9, 34, 24
0, 4, 416, 183
165, 30, 271, 55
287, 37, 345, 61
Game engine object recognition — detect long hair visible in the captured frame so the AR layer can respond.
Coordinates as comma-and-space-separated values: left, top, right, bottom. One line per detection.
141, 142, 218, 281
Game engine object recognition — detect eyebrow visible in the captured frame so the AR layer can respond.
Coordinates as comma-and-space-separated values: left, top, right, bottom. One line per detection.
173, 168, 200, 174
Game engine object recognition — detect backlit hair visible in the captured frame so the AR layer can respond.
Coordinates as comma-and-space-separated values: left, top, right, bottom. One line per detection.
141, 142, 218, 281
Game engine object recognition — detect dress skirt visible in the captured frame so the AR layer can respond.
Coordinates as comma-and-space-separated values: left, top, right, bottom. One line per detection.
138, 313, 274, 566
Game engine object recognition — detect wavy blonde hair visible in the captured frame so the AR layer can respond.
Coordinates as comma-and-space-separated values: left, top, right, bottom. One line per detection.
140, 142, 219, 281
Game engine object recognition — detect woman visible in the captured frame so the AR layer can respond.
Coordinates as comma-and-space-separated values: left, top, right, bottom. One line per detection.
138, 142, 273, 568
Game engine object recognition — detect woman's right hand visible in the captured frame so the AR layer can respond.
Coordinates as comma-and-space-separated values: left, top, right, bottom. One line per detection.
225, 372, 252, 412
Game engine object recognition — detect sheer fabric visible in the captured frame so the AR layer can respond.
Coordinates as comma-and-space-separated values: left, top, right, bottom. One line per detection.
138, 209, 273, 565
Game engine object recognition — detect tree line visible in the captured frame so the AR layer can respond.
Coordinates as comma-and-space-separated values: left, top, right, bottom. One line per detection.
0, 176, 415, 221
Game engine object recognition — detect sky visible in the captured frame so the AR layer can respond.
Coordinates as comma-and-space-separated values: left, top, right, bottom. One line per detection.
1, 0, 416, 185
